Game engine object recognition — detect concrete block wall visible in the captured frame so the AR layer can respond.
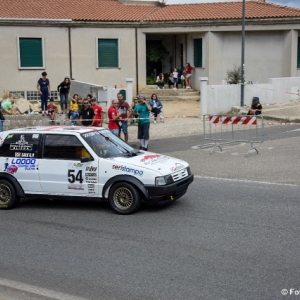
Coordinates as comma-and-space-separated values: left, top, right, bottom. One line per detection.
70, 80, 102, 99
200, 77, 300, 115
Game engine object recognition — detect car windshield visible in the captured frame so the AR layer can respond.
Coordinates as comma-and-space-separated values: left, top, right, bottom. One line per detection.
81, 129, 135, 158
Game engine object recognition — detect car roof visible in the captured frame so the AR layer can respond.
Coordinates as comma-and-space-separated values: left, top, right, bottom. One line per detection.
3, 126, 105, 134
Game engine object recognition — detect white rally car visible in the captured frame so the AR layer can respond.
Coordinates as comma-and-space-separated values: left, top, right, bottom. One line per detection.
0, 126, 193, 214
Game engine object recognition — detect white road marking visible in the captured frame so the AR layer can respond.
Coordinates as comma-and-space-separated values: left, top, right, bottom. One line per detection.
0, 278, 88, 300
284, 128, 300, 132
194, 175, 299, 187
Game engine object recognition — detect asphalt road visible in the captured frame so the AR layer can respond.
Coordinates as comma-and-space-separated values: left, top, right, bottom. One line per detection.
1, 124, 300, 300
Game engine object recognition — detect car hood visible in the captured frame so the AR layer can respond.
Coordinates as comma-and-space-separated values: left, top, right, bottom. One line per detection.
110, 152, 189, 175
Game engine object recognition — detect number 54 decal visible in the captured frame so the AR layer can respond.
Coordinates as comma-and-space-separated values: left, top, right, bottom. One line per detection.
68, 169, 83, 183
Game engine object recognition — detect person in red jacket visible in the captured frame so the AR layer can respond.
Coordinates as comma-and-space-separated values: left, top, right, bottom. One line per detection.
185, 63, 195, 89
90, 98, 103, 127
108, 100, 122, 136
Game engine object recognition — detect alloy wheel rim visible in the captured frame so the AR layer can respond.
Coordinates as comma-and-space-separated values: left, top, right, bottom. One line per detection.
0, 184, 11, 205
113, 187, 133, 210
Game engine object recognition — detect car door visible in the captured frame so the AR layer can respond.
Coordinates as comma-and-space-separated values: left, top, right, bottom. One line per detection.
38, 133, 99, 196
0, 132, 42, 193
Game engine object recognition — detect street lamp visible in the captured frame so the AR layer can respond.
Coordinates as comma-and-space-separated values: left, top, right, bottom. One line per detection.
241, 0, 246, 107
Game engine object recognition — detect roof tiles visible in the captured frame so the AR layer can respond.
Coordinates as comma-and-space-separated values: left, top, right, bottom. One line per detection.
0, 0, 299, 22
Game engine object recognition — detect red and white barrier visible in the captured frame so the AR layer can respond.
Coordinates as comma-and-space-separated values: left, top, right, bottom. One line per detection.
209, 115, 257, 125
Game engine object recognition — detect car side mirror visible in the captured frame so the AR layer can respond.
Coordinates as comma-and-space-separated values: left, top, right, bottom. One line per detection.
80, 156, 94, 163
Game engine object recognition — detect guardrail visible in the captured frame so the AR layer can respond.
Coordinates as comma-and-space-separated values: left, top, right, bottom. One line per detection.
203, 114, 264, 155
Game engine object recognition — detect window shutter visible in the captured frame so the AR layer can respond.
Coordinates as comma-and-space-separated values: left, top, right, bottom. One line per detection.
98, 39, 118, 68
194, 38, 203, 68
297, 36, 300, 69
19, 38, 43, 67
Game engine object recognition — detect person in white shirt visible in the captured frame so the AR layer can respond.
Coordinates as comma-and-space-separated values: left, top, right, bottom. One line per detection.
180, 71, 186, 89
173, 67, 178, 89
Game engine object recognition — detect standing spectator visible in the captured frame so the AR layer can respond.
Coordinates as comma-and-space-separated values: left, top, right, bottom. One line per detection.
90, 98, 103, 127
57, 76, 71, 114
37, 71, 50, 116
185, 63, 195, 89
79, 99, 95, 126
168, 72, 174, 89
117, 92, 131, 143
86, 94, 93, 106
148, 93, 163, 124
69, 94, 80, 126
130, 97, 139, 124
133, 95, 152, 151
0, 101, 5, 132
173, 67, 179, 89
47, 98, 57, 122
107, 100, 122, 136
156, 73, 165, 89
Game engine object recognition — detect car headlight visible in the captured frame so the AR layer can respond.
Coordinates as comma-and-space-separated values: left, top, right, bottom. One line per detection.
155, 175, 174, 186
186, 166, 192, 175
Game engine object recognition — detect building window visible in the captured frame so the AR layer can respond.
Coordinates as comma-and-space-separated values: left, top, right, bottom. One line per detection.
18, 37, 44, 69
98, 39, 119, 68
8, 91, 58, 101
194, 38, 203, 68
298, 36, 300, 69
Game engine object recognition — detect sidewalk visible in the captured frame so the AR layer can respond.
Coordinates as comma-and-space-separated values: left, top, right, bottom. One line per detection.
232, 100, 300, 122
129, 100, 300, 142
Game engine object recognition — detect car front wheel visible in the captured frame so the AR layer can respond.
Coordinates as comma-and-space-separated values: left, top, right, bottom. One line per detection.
0, 180, 19, 209
109, 182, 141, 215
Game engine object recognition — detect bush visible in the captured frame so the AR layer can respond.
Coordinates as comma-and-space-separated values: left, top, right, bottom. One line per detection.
147, 77, 157, 85
226, 65, 241, 84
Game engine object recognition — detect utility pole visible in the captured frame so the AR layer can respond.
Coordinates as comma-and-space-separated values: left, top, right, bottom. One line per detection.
241, 0, 246, 106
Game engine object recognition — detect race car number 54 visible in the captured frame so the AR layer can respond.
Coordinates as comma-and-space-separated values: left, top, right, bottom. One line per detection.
68, 169, 83, 184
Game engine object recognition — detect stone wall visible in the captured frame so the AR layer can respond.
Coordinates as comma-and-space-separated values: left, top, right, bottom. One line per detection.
3, 114, 72, 131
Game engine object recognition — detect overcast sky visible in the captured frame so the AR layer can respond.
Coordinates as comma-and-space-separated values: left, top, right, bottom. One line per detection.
166, 0, 300, 9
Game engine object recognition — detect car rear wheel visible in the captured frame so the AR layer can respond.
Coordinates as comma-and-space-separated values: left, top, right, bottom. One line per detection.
0, 180, 19, 209
109, 182, 141, 215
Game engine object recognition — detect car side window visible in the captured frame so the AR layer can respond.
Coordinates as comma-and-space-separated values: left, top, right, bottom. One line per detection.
43, 134, 91, 160
0, 133, 39, 158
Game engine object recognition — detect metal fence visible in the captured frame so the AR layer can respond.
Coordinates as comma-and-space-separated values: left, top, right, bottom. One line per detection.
203, 114, 264, 155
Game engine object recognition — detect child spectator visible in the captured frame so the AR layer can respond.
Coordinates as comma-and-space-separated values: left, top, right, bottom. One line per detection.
180, 71, 186, 89
173, 67, 178, 89
47, 98, 56, 122
168, 73, 174, 89
69, 94, 80, 126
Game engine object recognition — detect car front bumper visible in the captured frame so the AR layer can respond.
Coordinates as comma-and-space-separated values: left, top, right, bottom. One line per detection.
144, 174, 194, 205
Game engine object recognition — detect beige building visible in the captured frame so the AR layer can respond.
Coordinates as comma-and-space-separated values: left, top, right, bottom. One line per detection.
0, 0, 299, 98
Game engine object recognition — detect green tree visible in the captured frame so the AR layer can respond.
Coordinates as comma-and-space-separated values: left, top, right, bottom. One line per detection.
146, 43, 169, 62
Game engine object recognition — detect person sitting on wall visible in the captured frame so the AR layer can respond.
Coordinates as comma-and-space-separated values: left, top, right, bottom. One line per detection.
156, 73, 165, 89
247, 97, 262, 115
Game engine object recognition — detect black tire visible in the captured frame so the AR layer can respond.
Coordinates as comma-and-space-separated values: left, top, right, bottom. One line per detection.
108, 182, 141, 215
0, 180, 19, 209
